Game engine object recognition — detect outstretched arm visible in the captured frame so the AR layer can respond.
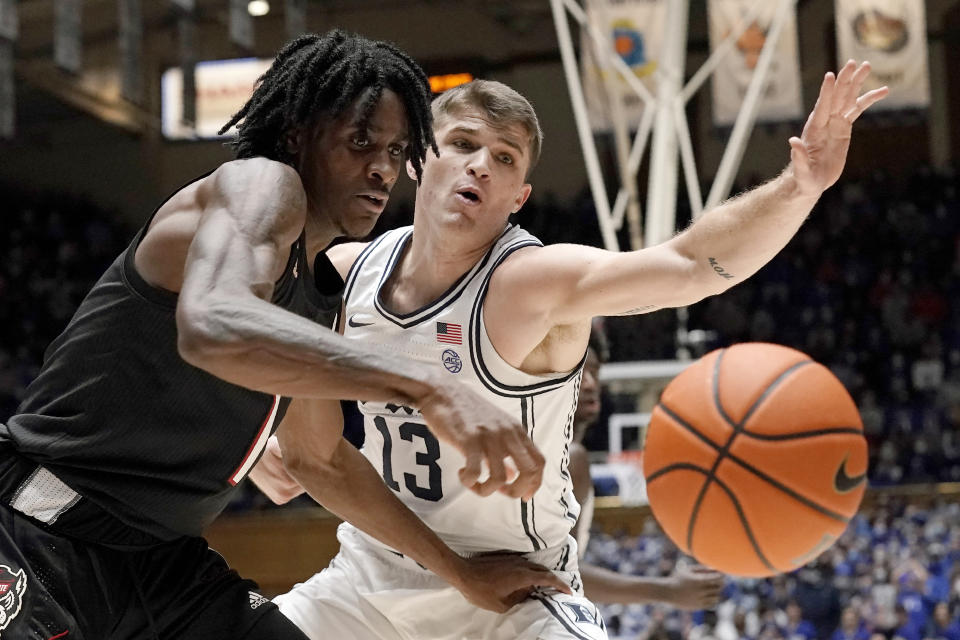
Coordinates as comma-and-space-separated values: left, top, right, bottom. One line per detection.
580, 564, 723, 609
487, 62, 888, 347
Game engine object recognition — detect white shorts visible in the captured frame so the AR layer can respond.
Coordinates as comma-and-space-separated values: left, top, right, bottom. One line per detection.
274, 524, 608, 640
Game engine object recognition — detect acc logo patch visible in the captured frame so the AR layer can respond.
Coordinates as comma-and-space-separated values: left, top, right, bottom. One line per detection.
0, 565, 26, 634
441, 349, 462, 374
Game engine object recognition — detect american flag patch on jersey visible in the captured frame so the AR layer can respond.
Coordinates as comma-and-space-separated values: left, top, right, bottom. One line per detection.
436, 322, 462, 345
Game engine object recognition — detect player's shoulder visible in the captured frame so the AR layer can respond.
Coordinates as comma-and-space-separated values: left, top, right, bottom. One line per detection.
201, 158, 307, 241
213, 157, 301, 185
203, 158, 305, 212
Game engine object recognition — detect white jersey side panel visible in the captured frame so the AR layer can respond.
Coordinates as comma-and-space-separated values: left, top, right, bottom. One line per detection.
341, 225, 584, 555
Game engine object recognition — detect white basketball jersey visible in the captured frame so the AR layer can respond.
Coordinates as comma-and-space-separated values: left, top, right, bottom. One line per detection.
341, 224, 584, 555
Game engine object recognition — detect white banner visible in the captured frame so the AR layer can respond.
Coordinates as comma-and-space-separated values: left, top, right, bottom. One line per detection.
118, 0, 143, 104
230, 0, 254, 50
55, 0, 82, 74
835, 0, 929, 110
0, 39, 12, 138
162, 58, 272, 139
580, 0, 666, 132
286, 0, 307, 39
708, 0, 803, 126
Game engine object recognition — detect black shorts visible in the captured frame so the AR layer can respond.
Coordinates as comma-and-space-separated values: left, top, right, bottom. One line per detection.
0, 504, 309, 640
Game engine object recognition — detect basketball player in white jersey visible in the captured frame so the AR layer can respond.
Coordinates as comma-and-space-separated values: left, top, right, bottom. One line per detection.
262, 62, 886, 639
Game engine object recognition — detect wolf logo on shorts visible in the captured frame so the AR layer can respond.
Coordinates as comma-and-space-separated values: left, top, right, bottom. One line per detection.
0, 565, 26, 635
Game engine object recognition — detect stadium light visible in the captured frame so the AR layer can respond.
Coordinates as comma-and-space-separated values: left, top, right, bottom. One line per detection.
247, 1, 270, 17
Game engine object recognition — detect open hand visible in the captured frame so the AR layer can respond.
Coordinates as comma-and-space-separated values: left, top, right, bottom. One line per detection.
789, 60, 888, 198
661, 564, 724, 610
451, 552, 572, 613
419, 382, 545, 500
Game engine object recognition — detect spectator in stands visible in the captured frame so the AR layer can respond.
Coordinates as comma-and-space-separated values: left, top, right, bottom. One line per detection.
831, 606, 870, 640
783, 600, 818, 640
894, 604, 925, 640
924, 602, 960, 640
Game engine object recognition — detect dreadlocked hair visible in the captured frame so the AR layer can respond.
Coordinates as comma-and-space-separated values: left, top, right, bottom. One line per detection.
219, 30, 437, 181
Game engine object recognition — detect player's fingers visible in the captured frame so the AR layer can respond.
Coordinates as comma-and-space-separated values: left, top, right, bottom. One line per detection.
833, 59, 861, 113
476, 440, 508, 496
502, 587, 534, 609
499, 431, 543, 499
809, 72, 836, 130
459, 446, 483, 489
831, 60, 858, 114
848, 60, 872, 94
844, 86, 889, 123
520, 569, 572, 595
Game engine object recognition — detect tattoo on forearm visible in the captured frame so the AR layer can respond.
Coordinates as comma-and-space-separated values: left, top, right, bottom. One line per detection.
613, 304, 656, 316
708, 257, 735, 280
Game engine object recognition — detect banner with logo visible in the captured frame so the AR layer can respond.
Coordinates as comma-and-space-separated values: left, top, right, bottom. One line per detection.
708, 0, 803, 126
835, 0, 929, 110
580, 0, 667, 132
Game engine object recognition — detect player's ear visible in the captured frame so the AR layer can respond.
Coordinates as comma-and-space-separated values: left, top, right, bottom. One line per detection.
511, 183, 532, 214
406, 159, 418, 182
284, 128, 303, 155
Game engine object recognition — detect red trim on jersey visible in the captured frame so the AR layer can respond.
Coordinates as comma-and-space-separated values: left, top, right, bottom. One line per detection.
48, 632, 70, 640
229, 395, 280, 486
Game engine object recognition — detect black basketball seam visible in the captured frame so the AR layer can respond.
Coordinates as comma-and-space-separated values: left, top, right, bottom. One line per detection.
660, 402, 861, 443
725, 451, 851, 523
645, 462, 778, 573
685, 349, 733, 552
657, 401, 853, 524
740, 427, 863, 441
686, 355, 813, 554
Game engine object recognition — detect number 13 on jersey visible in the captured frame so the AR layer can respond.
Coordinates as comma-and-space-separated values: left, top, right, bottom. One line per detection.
373, 416, 443, 502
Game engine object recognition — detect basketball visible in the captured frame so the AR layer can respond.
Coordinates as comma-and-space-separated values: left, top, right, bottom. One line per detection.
643, 342, 868, 578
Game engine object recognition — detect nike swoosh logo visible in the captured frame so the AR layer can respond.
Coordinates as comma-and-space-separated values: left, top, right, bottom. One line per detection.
834, 455, 867, 493
347, 315, 374, 328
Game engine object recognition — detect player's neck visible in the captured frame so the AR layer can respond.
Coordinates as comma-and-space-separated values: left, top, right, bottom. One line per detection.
302, 212, 338, 269
379, 230, 476, 314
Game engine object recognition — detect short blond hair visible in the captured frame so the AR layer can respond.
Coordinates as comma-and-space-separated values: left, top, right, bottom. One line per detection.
432, 80, 543, 174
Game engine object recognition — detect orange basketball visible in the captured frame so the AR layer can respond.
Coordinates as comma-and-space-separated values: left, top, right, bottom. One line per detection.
644, 342, 868, 577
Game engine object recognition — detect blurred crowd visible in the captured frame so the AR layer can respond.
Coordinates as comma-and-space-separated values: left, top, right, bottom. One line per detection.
586, 497, 960, 640
0, 187, 130, 419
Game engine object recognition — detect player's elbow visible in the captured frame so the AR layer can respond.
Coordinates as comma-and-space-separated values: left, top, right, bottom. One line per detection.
282, 446, 341, 491
175, 297, 241, 369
